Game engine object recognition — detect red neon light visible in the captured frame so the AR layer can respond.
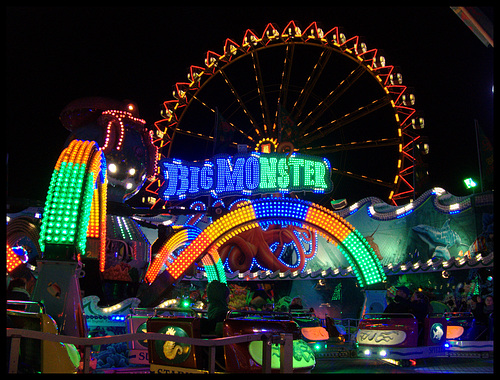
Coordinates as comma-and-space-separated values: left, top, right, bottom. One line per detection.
302, 21, 321, 42
394, 106, 416, 126
372, 65, 394, 86
205, 50, 221, 72
261, 23, 280, 44
281, 20, 301, 40
357, 48, 378, 65
323, 26, 339, 44
340, 35, 359, 50
223, 39, 240, 60
7, 244, 23, 273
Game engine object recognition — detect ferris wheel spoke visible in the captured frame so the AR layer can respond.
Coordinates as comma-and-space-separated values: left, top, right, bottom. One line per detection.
153, 21, 422, 207
300, 95, 392, 146
219, 68, 264, 138
301, 137, 401, 155
190, 94, 256, 144
290, 48, 333, 121
251, 51, 272, 133
297, 64, 366, 134
167, 126, 215, 142
332, 167, 394, 188
273, 44, 295, 132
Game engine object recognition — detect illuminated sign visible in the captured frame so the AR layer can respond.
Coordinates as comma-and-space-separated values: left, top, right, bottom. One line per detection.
159, 153, 332, 200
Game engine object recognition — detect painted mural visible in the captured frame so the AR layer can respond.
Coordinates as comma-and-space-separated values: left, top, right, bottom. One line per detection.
310, 188, 493, 272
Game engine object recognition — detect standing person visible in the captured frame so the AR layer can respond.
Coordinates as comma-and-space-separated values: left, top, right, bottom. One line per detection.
410, 291, 432, 322
384, 286, 411, 314
470, 295, 485, 321
480, 295, 494, 326
482, 295, 494, 340
410, 291, 432, 344
201, 280, 230, 336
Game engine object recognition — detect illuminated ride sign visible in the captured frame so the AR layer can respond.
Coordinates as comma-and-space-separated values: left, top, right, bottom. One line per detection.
159, 153, 333, 200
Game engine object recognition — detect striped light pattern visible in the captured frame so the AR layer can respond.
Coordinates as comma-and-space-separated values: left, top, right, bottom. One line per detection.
38, 140, 107, 259
150, 197, 386, 288
201, 249, 227, 284
144, 227, 201, 283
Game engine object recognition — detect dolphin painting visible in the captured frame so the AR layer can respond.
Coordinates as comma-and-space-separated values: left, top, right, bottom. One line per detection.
411, 219, 463, 260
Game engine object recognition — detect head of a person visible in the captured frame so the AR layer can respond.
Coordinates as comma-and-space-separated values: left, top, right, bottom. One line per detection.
472, 295, 482, 304
291, 297, 303, 307
396, 286, 410, 300
411, 291, 424, 302
206, 280, 230, 304
8, 277, 26, 291
484, 295, 493, 307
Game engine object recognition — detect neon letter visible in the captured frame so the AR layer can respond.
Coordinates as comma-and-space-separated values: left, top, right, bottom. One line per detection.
177, 165, 189, 196
277, 158, 290, 188
289, 157, 304, 187
189, 166, 200, 193
161, 162, 179, 197
216, 157, 245, 194
245, 156, 260, 190
200, 165, 213, 190
314, 161, 328, 189
259, 156, 277, 189
304, 159, 315, 186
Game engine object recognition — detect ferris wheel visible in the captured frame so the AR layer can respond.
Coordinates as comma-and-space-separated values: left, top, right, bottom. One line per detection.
147, 20, 426, 208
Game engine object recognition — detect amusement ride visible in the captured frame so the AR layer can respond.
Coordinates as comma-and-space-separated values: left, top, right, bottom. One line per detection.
6, 20, 493, 374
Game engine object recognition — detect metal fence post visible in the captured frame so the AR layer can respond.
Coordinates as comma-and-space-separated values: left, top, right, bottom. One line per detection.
83, 345, 92, 373
279, 333, 293, 373
261, 334, 272, 373
8, 335, 21, 374
208, 345, 216, 374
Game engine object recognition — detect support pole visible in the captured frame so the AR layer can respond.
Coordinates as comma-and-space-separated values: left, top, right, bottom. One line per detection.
8, 335, 21, 374
474, 119, 484, 193
208, 345, 216, 374
279, 333, 293, 373
262, 335, 272, 373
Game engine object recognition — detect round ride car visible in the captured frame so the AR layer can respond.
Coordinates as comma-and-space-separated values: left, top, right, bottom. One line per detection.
356, 312, 447, 366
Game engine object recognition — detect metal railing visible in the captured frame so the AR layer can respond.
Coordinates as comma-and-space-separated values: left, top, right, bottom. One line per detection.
6, 328, 294, 374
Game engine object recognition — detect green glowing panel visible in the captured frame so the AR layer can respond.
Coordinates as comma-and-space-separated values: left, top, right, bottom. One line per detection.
204, 258, 227, 284
39, 163, 94, 258
248, 339, 315, 369
341, 231, 386, 286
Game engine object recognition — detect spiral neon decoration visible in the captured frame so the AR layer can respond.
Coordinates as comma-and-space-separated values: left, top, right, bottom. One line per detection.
147, 197, 386, 288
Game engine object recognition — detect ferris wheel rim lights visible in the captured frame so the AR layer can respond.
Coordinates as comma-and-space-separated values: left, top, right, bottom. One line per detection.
151, 20, 421, 207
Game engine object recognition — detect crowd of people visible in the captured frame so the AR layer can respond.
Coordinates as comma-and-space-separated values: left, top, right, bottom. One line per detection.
384, 286, 430, 318
383, 285, 493, 340
385, 285, 493, 316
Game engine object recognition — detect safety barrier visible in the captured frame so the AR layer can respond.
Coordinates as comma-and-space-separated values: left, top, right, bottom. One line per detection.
6, 328, 294, 374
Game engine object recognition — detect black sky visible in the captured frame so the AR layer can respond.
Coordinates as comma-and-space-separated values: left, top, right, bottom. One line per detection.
6, 6, 494, 204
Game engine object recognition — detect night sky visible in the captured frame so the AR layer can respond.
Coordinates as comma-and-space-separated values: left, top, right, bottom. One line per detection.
6, 7, 493, 206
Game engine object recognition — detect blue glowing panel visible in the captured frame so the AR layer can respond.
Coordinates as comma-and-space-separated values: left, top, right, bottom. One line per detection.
253, 199, 309, 221
158, 153, 332, 201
